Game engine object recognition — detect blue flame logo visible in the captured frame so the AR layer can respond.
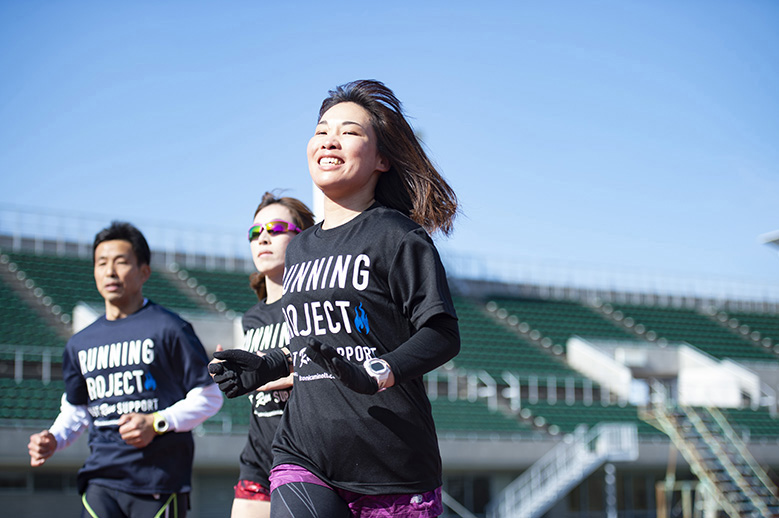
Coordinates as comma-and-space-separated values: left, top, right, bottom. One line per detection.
144, 372, 157, 391
354, 303, 370, 335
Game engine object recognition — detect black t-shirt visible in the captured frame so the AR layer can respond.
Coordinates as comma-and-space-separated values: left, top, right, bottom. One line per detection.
238, 298, 291, 487
273, 204, 457, 495
61, 301, 213, 494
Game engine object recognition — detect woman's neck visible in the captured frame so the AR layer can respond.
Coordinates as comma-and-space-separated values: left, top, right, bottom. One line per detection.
265, 274, 283, 304
322, 194, 375, 229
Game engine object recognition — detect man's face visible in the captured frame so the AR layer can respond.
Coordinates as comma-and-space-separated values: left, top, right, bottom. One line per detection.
93, 239, 149, 309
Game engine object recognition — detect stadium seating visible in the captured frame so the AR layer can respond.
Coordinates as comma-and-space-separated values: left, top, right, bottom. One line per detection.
5, 235, 779, 518
0, 276, 66, 349
520, 400, 660, 436
202, 394, 536, 437
608, 303, 776, 362
0, 378, 64, 421
2, 244, 778, 448
452, 296, 580, 378
202, 395, 251, 434
430, 397, 533, 435
142, 272, 205, 312
487, 296, 639, 353
721, 310, 779, 352
5, 252, 204, 314
173, 266, 258, 313
723, 407, 779, 438
4, 251, 102, 314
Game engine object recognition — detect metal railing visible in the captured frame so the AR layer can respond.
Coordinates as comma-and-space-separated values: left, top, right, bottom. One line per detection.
486, 422, 638, 518
3, 204, 779, 303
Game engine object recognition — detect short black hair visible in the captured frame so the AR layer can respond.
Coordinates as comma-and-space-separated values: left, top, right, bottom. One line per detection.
92, 221, 151, 266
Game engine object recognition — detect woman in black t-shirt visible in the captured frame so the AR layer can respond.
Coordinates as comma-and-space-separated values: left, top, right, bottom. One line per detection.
213, 192, 313, 518
212, 80, 460, 518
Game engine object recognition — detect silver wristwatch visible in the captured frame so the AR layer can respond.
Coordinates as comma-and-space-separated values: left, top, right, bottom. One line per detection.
363, 358, 391, 392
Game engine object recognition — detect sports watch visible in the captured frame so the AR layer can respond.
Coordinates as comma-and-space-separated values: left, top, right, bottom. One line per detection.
363, 358, 391, 392
152, 412, 170, 435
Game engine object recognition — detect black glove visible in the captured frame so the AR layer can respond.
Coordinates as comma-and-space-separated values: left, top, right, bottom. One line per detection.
306, 338, 379, 395
209, 349, 289, 398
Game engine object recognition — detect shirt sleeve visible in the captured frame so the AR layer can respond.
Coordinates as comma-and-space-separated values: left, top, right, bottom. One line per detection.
62, 342, 89, 406
159, 384, 223, 432
382, 228, 460, 383
169, 320, 217, 393
158, 318, 223, 429
388, 228, 458, 328
381, 313, 460, 384
49, 393, 90, 452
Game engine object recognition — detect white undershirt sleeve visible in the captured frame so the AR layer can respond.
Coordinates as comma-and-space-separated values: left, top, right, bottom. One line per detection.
159, 383, 224, 432
49, 393, 90, 452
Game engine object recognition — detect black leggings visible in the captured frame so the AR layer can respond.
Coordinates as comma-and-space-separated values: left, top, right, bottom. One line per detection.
270, 482, 351, 518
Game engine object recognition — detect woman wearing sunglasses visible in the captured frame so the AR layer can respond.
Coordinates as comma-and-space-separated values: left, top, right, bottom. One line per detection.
211, 192, 314, 518
212, 80, 460, 518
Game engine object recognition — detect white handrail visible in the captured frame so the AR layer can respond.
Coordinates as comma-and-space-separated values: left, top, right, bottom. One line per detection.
487, 422, 637, 518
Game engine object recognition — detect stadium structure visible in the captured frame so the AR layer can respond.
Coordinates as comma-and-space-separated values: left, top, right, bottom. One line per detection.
2, 206, 779, 518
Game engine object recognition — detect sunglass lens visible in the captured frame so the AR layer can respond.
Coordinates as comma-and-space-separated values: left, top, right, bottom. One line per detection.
267, 222, 287, 235
248, 226, 262, 241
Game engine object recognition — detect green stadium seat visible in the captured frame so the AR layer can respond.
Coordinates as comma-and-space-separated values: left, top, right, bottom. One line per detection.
0, 378, 65, 422
722, 407, 779, 438
452, 296, 579, 379
488, 296, 638, 353
0, 276, 66, 348
201, 394, 249, 434
174, 267, 258, 313
431, 397, 532, 435
6, 252, 204, 314
722, 310, 779, 354
609, 303, 776, 362
521, 400, 660, 436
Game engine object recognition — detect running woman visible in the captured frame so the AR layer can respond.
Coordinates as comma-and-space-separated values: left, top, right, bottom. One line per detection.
212, 192, 313, 518
212, 80, 460, 518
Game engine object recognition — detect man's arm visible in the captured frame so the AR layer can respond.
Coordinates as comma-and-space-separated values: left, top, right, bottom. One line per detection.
118, 384, 223, 448
29, 394, 90, 466
158, 383, 223, 432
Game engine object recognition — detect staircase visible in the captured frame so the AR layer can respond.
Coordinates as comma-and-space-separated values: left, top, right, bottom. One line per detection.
641, 386, 779, 517
486, 422, 638, 518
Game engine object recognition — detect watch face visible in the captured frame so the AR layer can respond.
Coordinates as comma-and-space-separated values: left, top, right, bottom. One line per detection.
154, 416, 169, 433
363, 358, 390, 392
367, 359, 388, 374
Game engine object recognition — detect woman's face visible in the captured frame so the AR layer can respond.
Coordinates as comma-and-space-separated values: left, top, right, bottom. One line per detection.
249, 203, 297, 281
307, 102, 389, 201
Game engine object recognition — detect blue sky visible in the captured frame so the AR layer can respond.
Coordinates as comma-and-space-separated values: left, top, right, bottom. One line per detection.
1, 1, 778, 296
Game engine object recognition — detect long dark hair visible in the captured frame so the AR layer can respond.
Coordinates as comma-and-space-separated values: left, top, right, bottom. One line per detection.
249, 191, 315, 300
318, 79, 458, 236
